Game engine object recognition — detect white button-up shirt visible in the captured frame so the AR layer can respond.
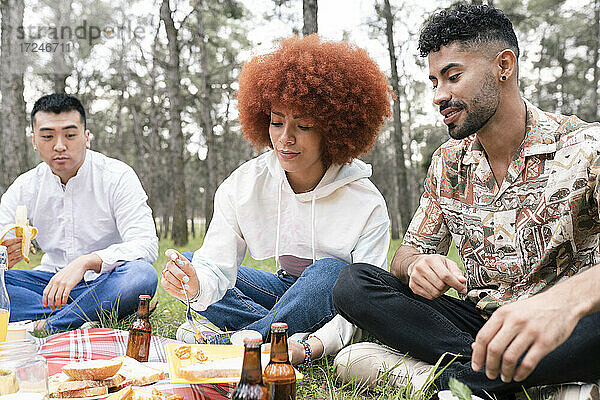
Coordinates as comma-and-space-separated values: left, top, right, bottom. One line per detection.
0, 150, 158, 281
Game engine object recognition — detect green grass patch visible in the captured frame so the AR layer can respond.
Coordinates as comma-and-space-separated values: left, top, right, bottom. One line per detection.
15, 234, 465, 399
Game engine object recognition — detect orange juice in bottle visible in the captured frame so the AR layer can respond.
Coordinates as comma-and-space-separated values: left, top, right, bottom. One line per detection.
0, 245, 10, 342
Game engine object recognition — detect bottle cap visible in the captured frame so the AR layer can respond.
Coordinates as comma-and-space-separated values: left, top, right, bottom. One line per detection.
270, 322, 288, 332
243, 337, 263, 346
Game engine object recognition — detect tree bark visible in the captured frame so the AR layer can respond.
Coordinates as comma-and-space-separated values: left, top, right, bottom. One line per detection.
49, 0, 71, 92
382, 0, 410, 237
592, 0, 600, 121
303, 0, 318, 35
195, 0, 217, 234
0, 0, 29, 194
160, 0, 188, 246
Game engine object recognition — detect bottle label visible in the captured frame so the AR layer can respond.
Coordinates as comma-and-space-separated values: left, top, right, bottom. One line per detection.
0, 246, 7, 271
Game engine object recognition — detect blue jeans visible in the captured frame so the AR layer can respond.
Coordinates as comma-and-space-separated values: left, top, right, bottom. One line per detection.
333, 263, 600, 397
5, 259, 158, 333
183, 253, 347, 338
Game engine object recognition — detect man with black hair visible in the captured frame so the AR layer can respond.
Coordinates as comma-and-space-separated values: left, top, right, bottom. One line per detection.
0, 93, 158, 333
332, 4, 600, 398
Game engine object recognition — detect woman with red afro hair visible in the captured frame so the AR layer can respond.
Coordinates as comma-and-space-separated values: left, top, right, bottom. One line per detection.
162, 35, 392, 365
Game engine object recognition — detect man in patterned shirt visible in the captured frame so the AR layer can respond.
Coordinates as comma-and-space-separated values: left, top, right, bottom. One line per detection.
332, 4, 600, 398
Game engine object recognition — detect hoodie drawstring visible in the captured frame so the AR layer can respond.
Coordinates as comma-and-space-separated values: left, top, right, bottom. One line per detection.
275, 179, 282, 270
311, 195, 316, 264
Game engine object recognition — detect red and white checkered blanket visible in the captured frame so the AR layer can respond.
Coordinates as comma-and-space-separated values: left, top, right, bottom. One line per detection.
36, 328, 233, 400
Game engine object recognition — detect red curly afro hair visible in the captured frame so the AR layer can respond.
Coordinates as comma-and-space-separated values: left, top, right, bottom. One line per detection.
237, 34, 392, 165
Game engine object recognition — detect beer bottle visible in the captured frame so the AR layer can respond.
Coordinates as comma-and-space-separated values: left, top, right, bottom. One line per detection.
263, 322, 296, 400
126, 294, 152, 362
232, 337, 268, 400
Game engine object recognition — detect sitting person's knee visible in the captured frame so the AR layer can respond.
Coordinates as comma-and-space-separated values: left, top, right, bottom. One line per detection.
124, 260, 158, 295
305, 257, 347, 276
333, 263, 373, 303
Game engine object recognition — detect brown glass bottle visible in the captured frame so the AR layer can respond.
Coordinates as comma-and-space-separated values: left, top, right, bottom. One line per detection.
263, 322, 296, 400
125, 294, 152, 362
232, 337, 268, 400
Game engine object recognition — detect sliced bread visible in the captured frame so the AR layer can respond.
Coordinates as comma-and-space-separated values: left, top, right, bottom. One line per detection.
106, 385, 134, 400
179, 357, 243, 380
112, 356, 164, 390
49, 374, 125, 393
62, 358, 123, 381
49, 385, 108, 398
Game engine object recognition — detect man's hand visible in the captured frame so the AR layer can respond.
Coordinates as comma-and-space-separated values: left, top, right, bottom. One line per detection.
1, 238, 24, 268
161, 249, 200, 301
43, 254, 102, 311
407, 254, 467, 299
471, 291, 578, 383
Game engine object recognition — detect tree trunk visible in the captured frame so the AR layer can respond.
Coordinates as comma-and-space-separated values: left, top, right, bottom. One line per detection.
160, 0, 188, 246
382, 0, 410, 237
592, 0, 600, 121
195, 0, 217, 234
303, 0, 318, 35
49, 0, 71, 92
0, 0, 29, 194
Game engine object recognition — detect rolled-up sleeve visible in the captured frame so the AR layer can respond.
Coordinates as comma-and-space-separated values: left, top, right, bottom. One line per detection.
402, 151, 451, 255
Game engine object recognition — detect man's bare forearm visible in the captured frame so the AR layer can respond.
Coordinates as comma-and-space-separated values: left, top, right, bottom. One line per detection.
545, 262, 600, 318
390, 245, 423, 283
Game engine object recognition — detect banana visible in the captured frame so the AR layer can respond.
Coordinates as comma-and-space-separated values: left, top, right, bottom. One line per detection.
0, 206, 38, 263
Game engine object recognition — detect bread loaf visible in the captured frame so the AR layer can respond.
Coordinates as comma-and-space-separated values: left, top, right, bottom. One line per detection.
62, 358, 123, 381
112, 356, 164, 389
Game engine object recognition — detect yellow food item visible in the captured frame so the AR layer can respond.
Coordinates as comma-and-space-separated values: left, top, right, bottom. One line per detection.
0, 369, 19, 396
0, 309, 9, 342
0, 206, 37, 263
174, 346, 191, 360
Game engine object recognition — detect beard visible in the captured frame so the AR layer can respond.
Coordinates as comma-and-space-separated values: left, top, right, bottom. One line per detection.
445, 73, 500, 140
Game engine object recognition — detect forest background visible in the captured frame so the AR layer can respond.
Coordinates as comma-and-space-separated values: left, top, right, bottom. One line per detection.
1, 0, 599, 245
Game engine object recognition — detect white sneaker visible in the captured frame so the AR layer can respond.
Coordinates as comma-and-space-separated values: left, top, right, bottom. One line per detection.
517, 383, 599, 400
554, 383, 599, 400
334, 342, 434, 393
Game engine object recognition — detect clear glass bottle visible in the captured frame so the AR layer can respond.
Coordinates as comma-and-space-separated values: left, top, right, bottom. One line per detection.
0, 245, 10, 343
0, 339, 48, 400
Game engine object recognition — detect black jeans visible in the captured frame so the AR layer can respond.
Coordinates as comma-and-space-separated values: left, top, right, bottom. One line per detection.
332, 263, 600, 397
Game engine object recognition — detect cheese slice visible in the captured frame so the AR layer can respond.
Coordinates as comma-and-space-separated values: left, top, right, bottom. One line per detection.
0, 206, 37, 262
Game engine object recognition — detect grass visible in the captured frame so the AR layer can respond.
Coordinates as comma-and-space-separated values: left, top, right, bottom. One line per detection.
15, 233, 464, 399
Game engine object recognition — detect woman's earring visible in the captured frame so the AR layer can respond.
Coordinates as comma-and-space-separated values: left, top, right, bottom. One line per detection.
501, 76, 507, 81
33, 146, 37, 151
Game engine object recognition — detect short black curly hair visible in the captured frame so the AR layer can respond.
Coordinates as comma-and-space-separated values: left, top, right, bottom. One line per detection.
418, 4, 519, 58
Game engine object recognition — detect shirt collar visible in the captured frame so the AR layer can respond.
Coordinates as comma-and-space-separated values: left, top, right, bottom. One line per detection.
461, 99, 557, 166
49, 149, 91, 188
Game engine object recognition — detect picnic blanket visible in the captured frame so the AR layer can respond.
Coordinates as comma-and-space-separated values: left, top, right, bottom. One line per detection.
36, 328, 234, 400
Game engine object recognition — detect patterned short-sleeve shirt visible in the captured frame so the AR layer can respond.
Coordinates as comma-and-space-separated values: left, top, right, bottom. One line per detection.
403, 101, 600, 315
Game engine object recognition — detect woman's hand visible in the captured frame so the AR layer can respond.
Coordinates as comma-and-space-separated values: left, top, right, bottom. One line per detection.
288, 340, 306, 365
161, 249, 200, 301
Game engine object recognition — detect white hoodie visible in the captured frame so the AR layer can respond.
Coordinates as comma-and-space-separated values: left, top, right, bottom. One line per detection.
190, 150, 390, 355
